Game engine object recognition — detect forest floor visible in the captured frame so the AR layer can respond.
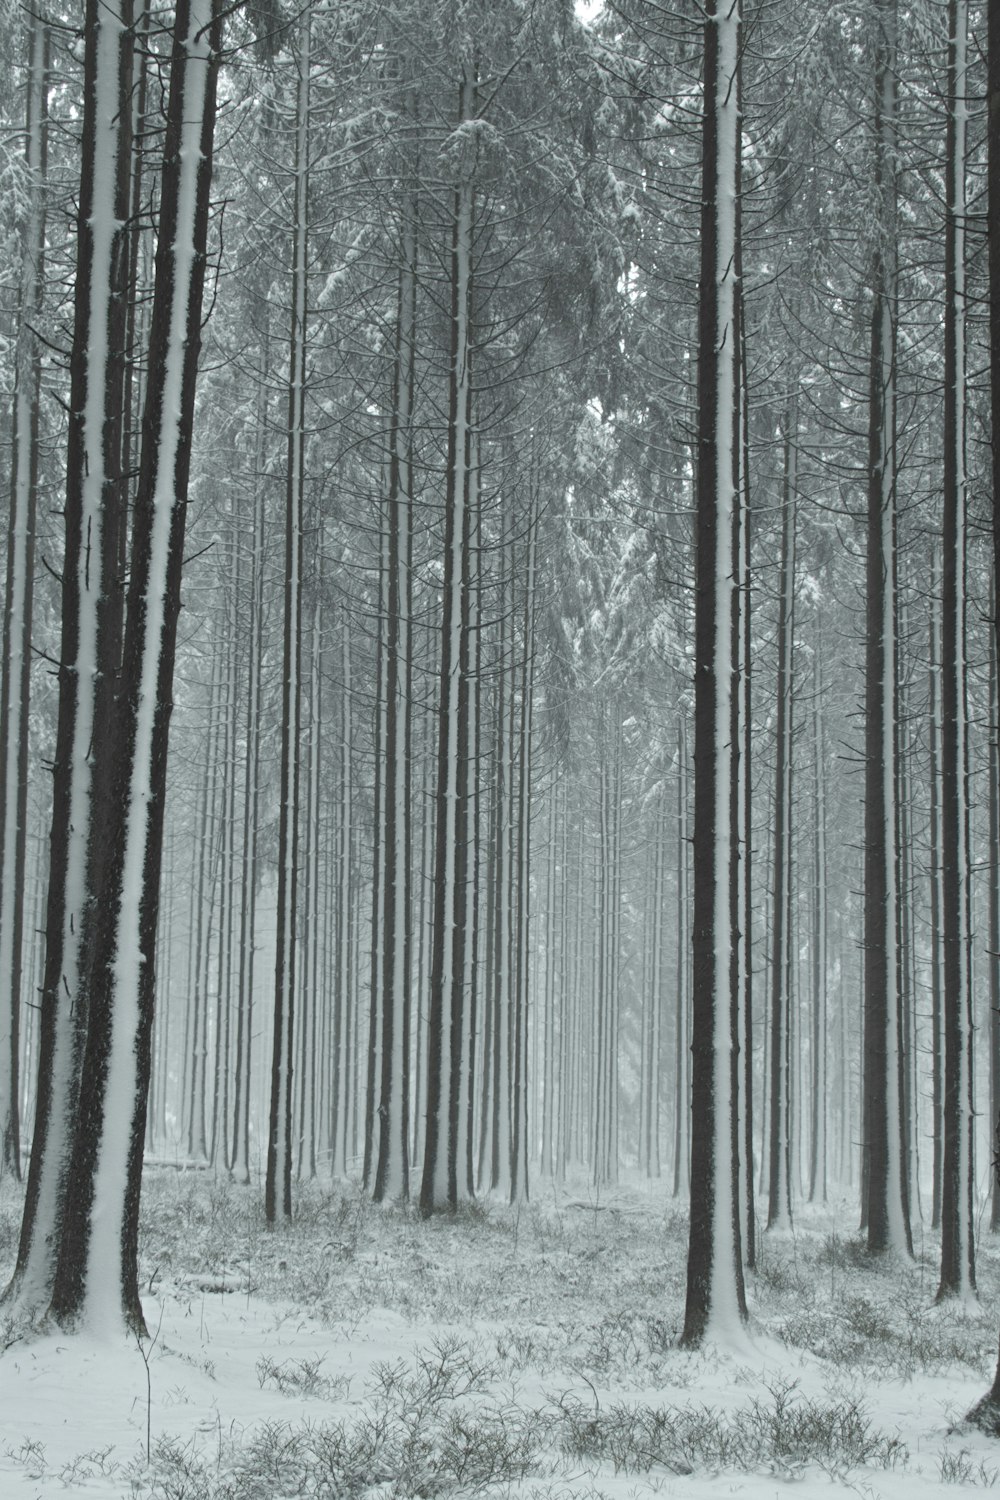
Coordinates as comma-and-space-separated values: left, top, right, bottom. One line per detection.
2, 1169, 1000, 1498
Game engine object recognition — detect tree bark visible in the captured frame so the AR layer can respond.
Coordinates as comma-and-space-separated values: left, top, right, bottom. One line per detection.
266, 11, 310, 1224
48, 0, 223, 1331
937, 0, 975, 1299
862, 0, 911, 1259
0, 13, 49, 1179
681, 0, 748, 1345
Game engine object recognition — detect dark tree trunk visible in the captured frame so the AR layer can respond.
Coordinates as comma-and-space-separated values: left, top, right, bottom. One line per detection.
937, 0, 975, 1301
6, 0, 134, 1314
47, 0, 222, 1331
419, 69, 476, 1215
681, 0, 748, 1345
767, 430, 795, 1233
0, 14, 49, 1178
861, 0, 911, 1259
266, 13, 310, 1224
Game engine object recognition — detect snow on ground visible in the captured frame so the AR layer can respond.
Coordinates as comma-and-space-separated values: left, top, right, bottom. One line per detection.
2, 1168, 1000, 1498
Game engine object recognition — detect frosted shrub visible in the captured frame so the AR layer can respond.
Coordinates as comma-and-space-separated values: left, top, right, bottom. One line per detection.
556, 1382, 906, 1479
255, 1354, 349, 1401
939, 1447, 1000, 1487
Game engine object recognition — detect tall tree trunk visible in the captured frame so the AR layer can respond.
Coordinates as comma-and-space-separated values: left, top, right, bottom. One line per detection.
47, 0, 222, 1331
673, 721, 689, 1198
681, 0, 748, 1345
331, 620, 354, 1178
809, 649, 827, 1203
510, 490, 537, 1203
978, 3, 1000, 1426
767, 432, 796, 1232
266, 12, 310, 1224
738, 347, 755, 1263
374, 185, 417, 1204
231, 339, 268, 1183
929, 552, 945, 1229
989, 607, 1000, 1233
419, 68, 476, 1215
5, 0, 133, 1314
0, 14, 49, 1178
862, 0, 912, 1259
938, 0, 975, 1299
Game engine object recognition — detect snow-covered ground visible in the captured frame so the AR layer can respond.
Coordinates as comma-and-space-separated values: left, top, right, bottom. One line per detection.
2, 1169, 1000, 1498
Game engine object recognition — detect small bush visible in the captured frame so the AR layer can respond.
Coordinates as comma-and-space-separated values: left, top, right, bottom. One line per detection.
255, 1354, 349, 1401
555, 1380, 906, 1479
940, 1447, 1000, 1487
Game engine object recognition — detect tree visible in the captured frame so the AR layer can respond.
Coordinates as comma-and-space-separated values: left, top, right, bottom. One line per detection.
5, 0, 135, 1315
8, 0, 224, 1332
681, 0, 749, 1346
265, 3, 310, 1227
936, 0, 975, 1302
766, 424, 796, 1233
0, 10, 48, 1178
968, 0, 1000, 1431
419, 61, 477, 1215
861, 0, 912, 1261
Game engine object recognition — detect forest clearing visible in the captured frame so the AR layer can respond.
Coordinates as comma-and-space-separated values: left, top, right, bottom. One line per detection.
4, 1171, 1000, 1500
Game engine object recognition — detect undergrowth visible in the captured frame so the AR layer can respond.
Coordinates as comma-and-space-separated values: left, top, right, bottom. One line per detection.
4, 1171, 1000, 1494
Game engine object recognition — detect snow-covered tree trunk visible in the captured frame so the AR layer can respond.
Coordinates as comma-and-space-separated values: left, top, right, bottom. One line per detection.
928, 553, 944, 1229
738, 342, 755, 1263
331, 621, 355, 1179
419, 68, 476, 1215
188, 648, 219, 1161
767, 431, 796, 1233
808, 652, 828, 1204
989, 607, 1000, 1234
266, 9, 310, 1224
593, 707, 622, 1189
231, 363, 268, 1183
373, 185, 418, 1204
681, 0, 748, 1345
510, 491, 537, 1204
937, 0, 975, 1300
46, 0, 222, 1332
460, 456, 482, 1199
640, 793, 665, 1178
862, 0, 911, 1260
673, 722, 690, 1199
5, 0, 133, 1316
212, 535, 240, 1171
0, 13, 48, 1178
968, 38, 1000, 1375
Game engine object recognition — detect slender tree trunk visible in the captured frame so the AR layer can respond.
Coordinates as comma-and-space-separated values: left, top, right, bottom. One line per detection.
739, 351, 755, 1263
673, 722, 689, 1198
969, 17, 1000, 1374
809, 649, 828, 1203
266, 12, 310, 1224
0, 14, 49, 1179
929, 553, 945, 1229
419, 69, 476, 1214
374, 185, 417, 1203
331, 621, 354, 1178
767, 432, 796, 1232
862, 0, 912, 1259
938, 0, 975, 1299
989, 609, 1000, 1233
231, 346, 268, 1183
510, 489, 537, 1203
681, 0, 748, 1345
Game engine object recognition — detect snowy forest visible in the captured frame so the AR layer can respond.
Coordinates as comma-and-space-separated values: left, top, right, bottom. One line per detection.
7, 0, 1000, 1494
